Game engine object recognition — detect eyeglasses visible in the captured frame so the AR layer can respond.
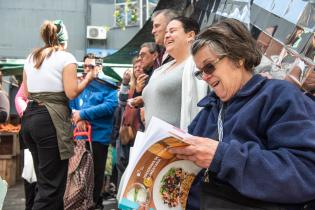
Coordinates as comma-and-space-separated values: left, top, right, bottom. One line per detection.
194, 56, 225, 80
83, 64, 95, 69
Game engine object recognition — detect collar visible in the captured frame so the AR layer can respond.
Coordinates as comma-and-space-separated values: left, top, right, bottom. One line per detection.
90, 71, 118, 89
197, 92, 219, 108
145, 66, 154, 78
235, 74, 267, 97
198, 74, 267, 107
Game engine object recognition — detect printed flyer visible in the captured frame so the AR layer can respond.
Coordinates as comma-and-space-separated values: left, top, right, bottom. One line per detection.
119, 117, 201, 210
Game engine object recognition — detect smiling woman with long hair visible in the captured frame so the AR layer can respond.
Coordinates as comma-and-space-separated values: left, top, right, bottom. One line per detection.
142, 16, 207, 130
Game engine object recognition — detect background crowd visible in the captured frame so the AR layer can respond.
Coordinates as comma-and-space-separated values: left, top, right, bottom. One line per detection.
0, 7, 315, 210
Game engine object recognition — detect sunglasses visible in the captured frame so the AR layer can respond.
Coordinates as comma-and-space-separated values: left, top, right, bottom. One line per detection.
83, 64, 95, 69
194, 56, 225, 80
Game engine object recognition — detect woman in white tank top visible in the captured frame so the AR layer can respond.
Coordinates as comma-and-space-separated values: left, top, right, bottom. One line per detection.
21, 20, 95, 210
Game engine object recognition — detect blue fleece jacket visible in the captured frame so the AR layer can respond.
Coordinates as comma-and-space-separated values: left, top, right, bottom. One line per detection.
187, 74, 315, 209
69, 79, 118, 144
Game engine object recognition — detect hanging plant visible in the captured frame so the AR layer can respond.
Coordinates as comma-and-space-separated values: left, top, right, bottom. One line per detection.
114, 6, 125, 30
128, 2, 138, 24
114, 0, 139, 30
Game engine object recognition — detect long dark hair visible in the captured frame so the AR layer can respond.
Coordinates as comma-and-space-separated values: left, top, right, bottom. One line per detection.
171, 16, 200, 35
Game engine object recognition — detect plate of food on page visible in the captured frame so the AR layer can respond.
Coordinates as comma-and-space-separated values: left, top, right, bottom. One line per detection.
152, 160, 200, 210
126, 183, 149, 206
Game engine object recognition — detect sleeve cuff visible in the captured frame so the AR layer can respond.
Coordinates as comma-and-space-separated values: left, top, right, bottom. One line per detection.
79, 110, 86, 120
119, 93, 128, 102
120, 84, 130, 92
209, 141, 228, 173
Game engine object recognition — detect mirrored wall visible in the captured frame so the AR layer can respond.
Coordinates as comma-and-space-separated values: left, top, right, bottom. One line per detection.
188, 0, 314, 83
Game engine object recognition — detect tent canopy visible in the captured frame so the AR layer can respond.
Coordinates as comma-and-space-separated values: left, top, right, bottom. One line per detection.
2, 0, 314, 72
0, 59, 122, 82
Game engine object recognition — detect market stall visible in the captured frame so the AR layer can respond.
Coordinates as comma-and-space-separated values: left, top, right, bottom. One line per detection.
0, 62, 21, 186
0, 59, 123, 187
0, 124, 21, 186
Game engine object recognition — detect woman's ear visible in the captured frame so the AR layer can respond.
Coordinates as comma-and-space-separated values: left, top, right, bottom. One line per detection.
239, 59, 245, 67
153, 52, 158, 60
187, 31, 196, 44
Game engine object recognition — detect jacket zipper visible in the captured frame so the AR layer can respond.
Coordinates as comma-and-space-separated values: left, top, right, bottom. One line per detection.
203, 102, 226, 183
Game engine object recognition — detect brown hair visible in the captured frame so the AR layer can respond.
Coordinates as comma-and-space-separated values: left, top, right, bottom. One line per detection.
32, 20, 63, 69
192, 18, 261, 72
171, 16, 200, 35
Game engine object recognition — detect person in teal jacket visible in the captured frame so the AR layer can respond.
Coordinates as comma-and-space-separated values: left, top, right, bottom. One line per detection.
69, 53, 118, 209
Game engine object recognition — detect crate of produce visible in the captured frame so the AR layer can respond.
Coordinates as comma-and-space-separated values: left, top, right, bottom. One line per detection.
0, 155, 21, 187
0, 132, 20, 156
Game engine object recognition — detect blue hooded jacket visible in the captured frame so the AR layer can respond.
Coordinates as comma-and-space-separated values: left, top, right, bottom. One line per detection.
69, 77, 118, 145
187, 74, 315, 209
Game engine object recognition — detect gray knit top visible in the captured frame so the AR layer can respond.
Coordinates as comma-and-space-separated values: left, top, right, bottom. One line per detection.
142, 60, 185, 128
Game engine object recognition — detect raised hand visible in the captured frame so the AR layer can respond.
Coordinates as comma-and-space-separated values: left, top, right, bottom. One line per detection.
136, 74, 149, 93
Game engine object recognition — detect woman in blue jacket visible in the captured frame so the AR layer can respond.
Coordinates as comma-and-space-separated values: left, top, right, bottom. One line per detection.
170, 18, 315, 210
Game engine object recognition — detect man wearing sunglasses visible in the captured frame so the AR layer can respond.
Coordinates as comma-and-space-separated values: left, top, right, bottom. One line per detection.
69, 53, 118, 209
82, 53, 97, 75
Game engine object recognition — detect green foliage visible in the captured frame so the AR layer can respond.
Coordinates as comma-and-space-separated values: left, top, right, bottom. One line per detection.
114, 0, 138, 30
